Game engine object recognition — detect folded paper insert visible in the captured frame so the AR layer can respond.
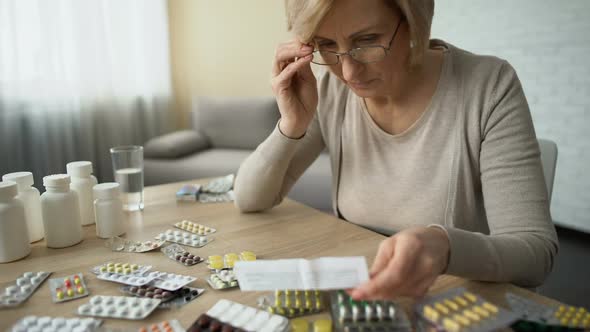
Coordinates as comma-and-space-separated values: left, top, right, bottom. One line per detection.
234, 257, 369, 291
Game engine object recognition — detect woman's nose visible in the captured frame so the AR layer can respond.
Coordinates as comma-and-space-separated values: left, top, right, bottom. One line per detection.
340, 55, 364, 82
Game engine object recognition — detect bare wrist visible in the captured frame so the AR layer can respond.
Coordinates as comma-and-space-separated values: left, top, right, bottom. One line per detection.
429, 225, 451, 274
278, 119, 306, 139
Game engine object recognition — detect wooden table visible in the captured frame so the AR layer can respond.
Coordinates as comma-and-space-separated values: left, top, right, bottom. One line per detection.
0, 179, 561, 330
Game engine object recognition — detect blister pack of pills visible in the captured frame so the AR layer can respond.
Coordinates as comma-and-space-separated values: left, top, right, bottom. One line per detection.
506, 293, 590, 330
187, 299, 290, 332
77, 295, 161, 320
174, 220, 216, 235
91, 262, 151, 275
161, 244, 204, 266
155, 230, 213, 248
105, 236, 167, 253
9, 316, 103, 332
258, 289, 324, 318
158, 287, 205, 309
330, 290, 411, 332
202, 174, 234, 194
97, 272, 156, 287
120, 285, 177, 302
207, 252, 256, 270
49, 273, 89, 303
207, 269, 239, 290
198, 191, 235, 203
415, 287, 520, 332
176, 184, 202, 201
0, 271, 52, 308
146, 271, 197, 291
139, 319, 186, 332
291, 318, 333, 332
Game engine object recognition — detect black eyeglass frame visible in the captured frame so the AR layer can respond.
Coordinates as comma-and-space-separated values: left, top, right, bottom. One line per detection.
311, 19, 403, 65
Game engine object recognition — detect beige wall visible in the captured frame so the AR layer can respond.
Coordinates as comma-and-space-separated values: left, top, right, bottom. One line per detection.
168, 0, 291, 127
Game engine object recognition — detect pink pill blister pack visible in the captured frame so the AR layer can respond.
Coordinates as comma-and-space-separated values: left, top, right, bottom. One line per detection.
0, 271, 52, 309
77, 295, 161, 320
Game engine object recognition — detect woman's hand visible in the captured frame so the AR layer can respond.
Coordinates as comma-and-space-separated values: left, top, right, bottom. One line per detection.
350, 226, 451, 300
271, 40, 318, 139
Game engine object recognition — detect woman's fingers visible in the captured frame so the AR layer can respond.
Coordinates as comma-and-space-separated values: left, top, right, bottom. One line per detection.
352, 239, 419, 299
272, 41, 314, 77
352, 228, 448, 300
271, 54, 313, 94
369, 238, 396, 277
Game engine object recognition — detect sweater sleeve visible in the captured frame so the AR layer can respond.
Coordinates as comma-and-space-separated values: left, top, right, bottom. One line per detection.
233, 113, 326, 212
443, 61, 558, 287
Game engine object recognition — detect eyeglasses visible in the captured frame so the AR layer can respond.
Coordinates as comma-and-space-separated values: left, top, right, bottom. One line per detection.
311, 19, 402, 65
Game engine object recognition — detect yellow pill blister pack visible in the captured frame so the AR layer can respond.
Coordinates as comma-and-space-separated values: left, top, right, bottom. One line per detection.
291, 318, 333, 332
257, 289, 325, 318
206, 251, 256, 270
173, 219, 216, 235
507, 293, 590, 330
91, 262, 151, 276
415, 287, 520, 332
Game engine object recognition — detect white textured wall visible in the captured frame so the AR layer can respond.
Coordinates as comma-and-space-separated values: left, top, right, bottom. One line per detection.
431, 1, 590, 233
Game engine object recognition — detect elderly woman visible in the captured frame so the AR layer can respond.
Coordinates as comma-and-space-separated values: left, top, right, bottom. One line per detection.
233, 0, 558, 300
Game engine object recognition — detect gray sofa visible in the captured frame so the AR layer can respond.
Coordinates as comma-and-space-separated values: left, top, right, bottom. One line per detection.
144, 96, 333, 212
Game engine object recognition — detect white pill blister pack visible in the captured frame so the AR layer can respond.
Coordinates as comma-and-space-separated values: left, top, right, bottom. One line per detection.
207, 269, 239, 290
105, 236, 167, 253
155, 229, 213, 248
145, 271, 197, 291
96, 272, 156, 287
1, 271, 52, 308
206, 299, 289, 332
9, 315, 103, 332
77, 295, 161, 320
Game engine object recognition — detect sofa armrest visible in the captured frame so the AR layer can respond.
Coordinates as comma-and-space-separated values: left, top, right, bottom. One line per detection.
144, 130, 210, 159
192, 96, 280, 149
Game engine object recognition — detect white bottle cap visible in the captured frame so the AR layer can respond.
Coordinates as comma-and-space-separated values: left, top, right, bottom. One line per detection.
93, 182, 121, 200
2, 172, 34, 189
43, 174, 71, 188
66, 161, 93, 177
0, 181, 19, 200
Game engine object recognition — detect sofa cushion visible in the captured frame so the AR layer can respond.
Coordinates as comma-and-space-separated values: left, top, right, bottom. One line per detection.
144, 130, 210, 159
192, 96, 280, 150
144, 148, 252, 186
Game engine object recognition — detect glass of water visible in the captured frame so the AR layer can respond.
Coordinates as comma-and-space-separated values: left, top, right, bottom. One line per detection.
110, 145, 144, 211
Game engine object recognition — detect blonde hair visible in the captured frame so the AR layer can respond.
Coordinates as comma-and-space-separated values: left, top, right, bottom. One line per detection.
285, 0, 434, 67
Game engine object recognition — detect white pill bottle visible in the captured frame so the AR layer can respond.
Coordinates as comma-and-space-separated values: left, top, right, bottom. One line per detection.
93, 182, 126, 239
2, 172, 44, 242
0, 181, 31, 263
41, 174, 83, 248
66, 161, 98, 226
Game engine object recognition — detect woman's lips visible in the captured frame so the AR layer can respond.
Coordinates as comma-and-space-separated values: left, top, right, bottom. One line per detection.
348, 79, 375, 89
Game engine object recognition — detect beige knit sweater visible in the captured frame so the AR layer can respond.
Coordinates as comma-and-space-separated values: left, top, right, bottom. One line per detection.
234, 40, 558, 288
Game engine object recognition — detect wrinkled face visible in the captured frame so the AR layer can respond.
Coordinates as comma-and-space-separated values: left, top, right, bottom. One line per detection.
313, 0, 409, 98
